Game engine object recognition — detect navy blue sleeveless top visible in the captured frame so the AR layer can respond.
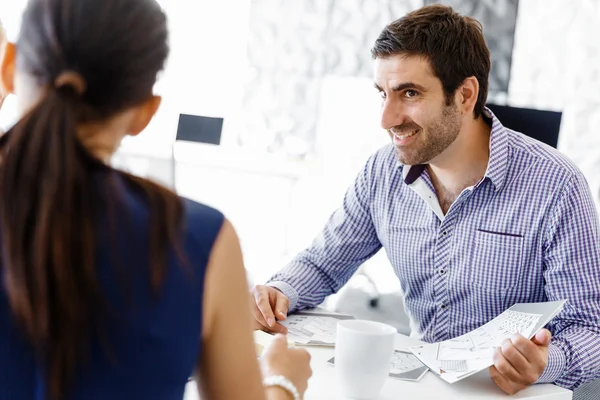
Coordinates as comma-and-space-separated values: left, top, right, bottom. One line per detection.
0, 173, 224, 399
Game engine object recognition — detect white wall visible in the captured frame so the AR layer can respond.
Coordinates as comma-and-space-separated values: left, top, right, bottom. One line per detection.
0, 0, 253, 155
0, 2, 25, 42
122, 0, 253, 157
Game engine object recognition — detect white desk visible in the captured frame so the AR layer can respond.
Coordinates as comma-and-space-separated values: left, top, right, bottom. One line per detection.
303, 334, 572, 400
184, 332, 572, 400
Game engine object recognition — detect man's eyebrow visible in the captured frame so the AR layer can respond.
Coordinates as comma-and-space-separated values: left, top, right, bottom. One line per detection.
373, 82, 425, 92
390, 82, 426, 92
374, 82, 426, 92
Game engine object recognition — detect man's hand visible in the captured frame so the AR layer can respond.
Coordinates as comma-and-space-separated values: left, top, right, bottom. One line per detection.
250, 284, 290, 334
489, 329, 552, 395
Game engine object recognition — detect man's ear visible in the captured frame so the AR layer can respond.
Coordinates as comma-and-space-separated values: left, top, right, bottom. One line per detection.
0, 42, 16, 95
126, 95, 162, 137
457, 76, 479, 117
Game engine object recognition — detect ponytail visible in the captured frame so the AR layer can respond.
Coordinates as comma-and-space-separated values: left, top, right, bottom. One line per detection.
0, 88, 103, 399
3, 0, 179, 398
0, 86, 184, 399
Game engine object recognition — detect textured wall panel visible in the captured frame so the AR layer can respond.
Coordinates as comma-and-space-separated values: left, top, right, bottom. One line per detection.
246, 0, 333, 76
324, 0, 422, 77
509, 0, 600, 208
242, 0, 423, 155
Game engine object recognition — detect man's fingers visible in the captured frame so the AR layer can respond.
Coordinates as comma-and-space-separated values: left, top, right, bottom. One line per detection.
255, 321, 287, 334
250, 285, 290, 333
274, 293, 290, 321
489, 366, 515, 395
254, 290, 277, 328
250, 302, 287, 333
274, 321, 288, 334
252, 319, 271, 333
492, 346, 522, 384
532, 328, 552, 347
489, 365, 525, 395
489, 366, 509, 389
503, 336, 532, 372
510, 333, 542, 363
263, 318, 288, 334
250, 304, 271, 330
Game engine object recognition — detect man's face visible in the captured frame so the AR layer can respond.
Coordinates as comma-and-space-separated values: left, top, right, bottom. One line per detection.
374, 55, 462, 165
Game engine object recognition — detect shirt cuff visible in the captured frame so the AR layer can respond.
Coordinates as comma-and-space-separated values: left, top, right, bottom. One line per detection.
536, 344, 567, 384
267, 281, 299, 312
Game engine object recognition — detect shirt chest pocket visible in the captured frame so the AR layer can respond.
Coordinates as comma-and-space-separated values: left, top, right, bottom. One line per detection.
469, 229, 524, 292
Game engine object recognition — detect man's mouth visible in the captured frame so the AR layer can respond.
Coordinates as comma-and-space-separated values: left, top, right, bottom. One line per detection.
392, 129, 419, 140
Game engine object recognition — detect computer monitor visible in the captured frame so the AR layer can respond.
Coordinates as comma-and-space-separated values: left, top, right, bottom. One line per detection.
175, 114, 223, 145
486, 104, 562, 148
171, 114, 224, 189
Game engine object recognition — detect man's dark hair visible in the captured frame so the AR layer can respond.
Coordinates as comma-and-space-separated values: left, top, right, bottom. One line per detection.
371, 4, 491, 119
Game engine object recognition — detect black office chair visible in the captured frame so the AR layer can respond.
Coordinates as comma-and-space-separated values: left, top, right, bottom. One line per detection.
486, 103, 562, 148
171, 113, 224, 188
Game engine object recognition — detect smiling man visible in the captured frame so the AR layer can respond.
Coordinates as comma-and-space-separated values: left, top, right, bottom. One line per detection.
250, 4, 600, 395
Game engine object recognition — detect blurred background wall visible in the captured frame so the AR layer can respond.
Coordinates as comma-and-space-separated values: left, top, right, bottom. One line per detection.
1, 0, 599, 331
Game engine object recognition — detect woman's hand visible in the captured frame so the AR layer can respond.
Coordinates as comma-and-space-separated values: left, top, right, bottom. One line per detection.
261, 334, 313, 397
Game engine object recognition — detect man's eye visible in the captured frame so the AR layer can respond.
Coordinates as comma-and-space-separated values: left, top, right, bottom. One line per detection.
405, 90, 418, 98
379, 91, 387, 99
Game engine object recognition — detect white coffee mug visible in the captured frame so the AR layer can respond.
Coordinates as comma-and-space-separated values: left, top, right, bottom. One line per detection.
335, 320, 396, 399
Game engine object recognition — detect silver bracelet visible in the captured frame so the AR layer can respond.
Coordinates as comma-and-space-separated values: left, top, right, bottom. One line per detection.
263, 375, 300, 400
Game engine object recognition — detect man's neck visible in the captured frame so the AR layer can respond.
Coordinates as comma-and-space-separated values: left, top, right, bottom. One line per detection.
427, 117, 491, 213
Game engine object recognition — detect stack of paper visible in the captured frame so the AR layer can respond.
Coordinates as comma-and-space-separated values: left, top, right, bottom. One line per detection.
281, 310, 354, 347
409, 300, 566, 384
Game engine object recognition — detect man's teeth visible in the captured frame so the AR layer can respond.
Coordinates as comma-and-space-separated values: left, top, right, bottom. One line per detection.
394, 130, 418, 140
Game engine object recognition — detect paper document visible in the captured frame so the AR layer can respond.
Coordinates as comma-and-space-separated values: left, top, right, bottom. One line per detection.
281, 311, 354, 347
409, 300, 566, 384
328, 349, 429, 382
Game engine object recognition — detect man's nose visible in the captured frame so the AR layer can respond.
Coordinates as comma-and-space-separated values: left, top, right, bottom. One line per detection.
380, 99, 406, 131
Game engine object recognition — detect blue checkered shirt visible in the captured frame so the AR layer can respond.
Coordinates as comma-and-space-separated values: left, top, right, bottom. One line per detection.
269, 110, 600, 390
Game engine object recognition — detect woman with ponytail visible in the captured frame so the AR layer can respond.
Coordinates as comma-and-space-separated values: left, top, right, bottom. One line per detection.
0, 1, 311, 399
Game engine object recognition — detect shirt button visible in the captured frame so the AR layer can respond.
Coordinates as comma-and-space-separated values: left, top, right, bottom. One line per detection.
443, 231, 448, 235
441, 304, 447, 309
439, 269, 446, 275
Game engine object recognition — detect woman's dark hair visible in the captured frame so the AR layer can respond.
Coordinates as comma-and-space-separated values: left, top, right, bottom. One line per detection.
0, 0, 183, 398
372, 4, 491, 119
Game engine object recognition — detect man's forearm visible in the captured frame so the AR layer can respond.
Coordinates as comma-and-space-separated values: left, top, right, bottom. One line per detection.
268, 250, 345, 312
267, 154, 382, 312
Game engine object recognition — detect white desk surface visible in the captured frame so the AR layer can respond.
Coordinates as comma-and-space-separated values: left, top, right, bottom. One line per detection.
303, 334, 572, 400
184, 332, 572, 400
